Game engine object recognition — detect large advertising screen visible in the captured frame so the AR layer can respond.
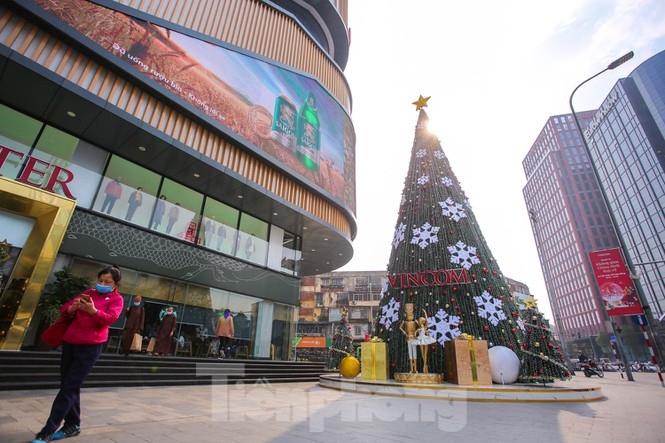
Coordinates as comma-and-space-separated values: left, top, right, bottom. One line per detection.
33, 0, 356, 212
588, 248, 643, 317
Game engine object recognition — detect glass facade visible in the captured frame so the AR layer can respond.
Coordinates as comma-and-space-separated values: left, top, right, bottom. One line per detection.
0, 103, 301, 359
585, 50, 665, 322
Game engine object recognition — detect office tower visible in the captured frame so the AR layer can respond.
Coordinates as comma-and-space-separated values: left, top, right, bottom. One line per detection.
583, 50, 665, 357
523, 111, 619, 350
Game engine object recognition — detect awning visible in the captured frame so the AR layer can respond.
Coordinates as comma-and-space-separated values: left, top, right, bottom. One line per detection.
293, 337, 330, 348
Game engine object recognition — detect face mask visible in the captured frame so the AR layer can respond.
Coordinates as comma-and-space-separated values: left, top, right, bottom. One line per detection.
96, 283, 113, 294
133, 302, 141, 307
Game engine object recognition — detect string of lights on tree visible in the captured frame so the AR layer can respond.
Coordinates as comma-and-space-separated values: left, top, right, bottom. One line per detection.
372, 96, 569, 382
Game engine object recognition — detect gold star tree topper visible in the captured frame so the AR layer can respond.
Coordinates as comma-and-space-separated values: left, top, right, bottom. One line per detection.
412, 95, 430, 110
524, 296, 538, 310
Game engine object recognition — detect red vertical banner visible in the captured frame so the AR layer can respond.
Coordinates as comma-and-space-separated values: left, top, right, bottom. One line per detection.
588, 249, 643, 316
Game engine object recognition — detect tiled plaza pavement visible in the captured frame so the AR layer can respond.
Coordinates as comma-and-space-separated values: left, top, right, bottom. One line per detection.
0, 371, 663, 443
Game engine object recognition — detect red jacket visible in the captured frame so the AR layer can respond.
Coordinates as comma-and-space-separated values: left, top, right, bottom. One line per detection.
61, 288, 123, 345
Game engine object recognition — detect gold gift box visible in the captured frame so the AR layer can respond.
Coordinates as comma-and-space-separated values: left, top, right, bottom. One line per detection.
445, 339, 492, 385
361, 342, 390, 380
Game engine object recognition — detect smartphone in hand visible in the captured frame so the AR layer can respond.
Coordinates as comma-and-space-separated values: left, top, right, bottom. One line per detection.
80, 294, 91, 302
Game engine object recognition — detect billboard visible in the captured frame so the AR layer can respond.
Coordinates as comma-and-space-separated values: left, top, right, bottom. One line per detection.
588, 248, 643, 316
33, 0, 356, 212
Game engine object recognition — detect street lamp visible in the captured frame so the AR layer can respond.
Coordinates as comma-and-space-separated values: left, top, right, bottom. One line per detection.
569, 51, 665, 386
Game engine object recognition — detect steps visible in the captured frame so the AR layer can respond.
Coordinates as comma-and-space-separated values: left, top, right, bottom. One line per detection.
0, 351, 326, 390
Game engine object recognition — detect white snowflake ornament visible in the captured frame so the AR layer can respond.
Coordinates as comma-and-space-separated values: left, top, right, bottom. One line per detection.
441, 176, 453, 187
379, 298, 401, 330
392, 222, 407, 249
474, 290, 507, 326
411, 222, 440, 249
447, 240, 480, 270
416, 149, 427, 158
417, 174, 430, 185
428, 308, 461, 345
438, 198, 467, 222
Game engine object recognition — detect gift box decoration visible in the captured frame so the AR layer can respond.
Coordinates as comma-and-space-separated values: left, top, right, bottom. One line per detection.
361, 341, 390, 380
445, 338, 492, 385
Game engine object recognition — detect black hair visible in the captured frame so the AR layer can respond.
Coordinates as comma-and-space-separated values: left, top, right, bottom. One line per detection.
98, 265, 122, 285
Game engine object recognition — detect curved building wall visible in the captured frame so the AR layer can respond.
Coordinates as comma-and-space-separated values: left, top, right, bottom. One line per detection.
0, 0, 355, 357
117, 0, 351, 110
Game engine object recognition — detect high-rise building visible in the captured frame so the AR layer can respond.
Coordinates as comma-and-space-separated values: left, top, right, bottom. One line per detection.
0, 0, 355, 360
583, 50, 665, 356
522, 111, 619, 345
523, 49, 665, 361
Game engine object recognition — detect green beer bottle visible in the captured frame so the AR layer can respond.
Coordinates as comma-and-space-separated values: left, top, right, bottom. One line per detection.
295, 91, 320, 171
271, 95, 297, 151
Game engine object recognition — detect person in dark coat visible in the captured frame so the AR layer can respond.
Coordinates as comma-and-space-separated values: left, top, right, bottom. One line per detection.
153, 306, 177, 356
119, 295, 145, 355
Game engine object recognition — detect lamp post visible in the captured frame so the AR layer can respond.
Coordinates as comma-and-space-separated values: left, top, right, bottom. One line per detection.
569, 51, 664, 386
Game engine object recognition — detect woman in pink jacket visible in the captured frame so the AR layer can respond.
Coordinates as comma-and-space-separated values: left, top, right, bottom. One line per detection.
33, 265, 124, 443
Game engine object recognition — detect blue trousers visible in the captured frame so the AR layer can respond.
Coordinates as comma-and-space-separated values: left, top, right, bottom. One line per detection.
41, 342, 103, 434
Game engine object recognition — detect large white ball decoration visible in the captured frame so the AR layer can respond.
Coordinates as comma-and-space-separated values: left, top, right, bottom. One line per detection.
488, 346, 520, 384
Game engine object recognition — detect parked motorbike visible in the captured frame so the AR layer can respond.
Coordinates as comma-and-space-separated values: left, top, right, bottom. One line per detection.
581, 360, 604, 378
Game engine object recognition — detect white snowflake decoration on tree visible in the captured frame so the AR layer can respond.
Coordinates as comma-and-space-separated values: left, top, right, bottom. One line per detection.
474, 290, 507, 326
433, 151, 445, 159
417, 174, 430, 186
411, 222, 440, 249
439, 198, 467, 222
428, 308, 461, 345
416, 149, 427, 158
416, 121, 427, 129
379, 278, 389, 298
379, 298, 401, 330
392, 222, 407, 249
447, 240, 480, 270
441, 176, 453, 187
400, 194, 406, 206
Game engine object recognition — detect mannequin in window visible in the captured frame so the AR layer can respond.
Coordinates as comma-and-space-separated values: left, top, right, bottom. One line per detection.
151, 195, 167, 230
204, 217, 216, 247
125, 187, 143, 221
101, 177, 123, 215
216, 224, 227, 251
245, 234, 256, 259
166, 203, 181, 234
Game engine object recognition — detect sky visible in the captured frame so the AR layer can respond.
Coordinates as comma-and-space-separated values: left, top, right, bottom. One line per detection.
338, 0, 665, 322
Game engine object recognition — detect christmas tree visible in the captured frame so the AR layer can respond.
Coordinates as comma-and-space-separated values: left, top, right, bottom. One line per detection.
325, 308, 355, 371
373, 97, 568, 382
519, 296, 571, 382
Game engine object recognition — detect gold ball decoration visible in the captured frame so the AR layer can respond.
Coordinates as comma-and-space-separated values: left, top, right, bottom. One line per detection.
339, 354, 360, 378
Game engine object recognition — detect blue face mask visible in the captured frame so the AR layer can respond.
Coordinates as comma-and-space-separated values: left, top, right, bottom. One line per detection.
96, 283, 113, 294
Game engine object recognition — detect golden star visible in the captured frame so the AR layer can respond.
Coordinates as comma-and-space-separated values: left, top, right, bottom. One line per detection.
412, 95, 431, 110
524, 296, 538, 310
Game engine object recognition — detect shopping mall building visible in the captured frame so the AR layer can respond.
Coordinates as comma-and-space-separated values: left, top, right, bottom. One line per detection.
0, 0, 355, 360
